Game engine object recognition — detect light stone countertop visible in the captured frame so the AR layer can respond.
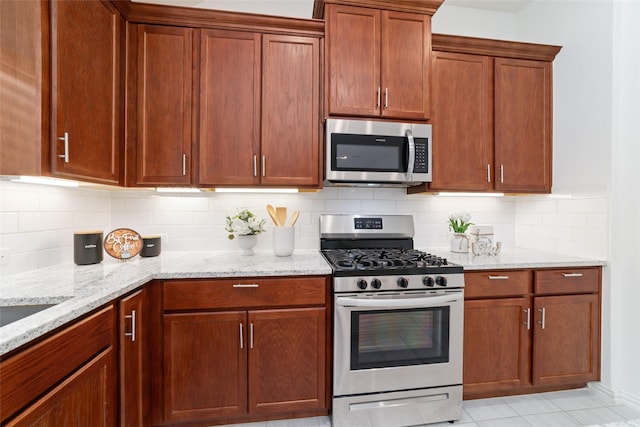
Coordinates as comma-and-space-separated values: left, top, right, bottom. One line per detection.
0, 247, 605, 356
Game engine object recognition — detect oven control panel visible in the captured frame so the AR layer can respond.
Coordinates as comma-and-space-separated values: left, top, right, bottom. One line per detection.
334, 274, 465, 293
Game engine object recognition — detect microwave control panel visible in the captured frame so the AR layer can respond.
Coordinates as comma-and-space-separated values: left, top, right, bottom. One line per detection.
413, 138, 429, 173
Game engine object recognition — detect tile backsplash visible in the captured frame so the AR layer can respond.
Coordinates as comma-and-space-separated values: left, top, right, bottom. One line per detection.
0, 180, 608, 277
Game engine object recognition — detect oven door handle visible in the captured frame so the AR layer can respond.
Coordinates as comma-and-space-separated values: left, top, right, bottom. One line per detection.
336, 293, 461, 309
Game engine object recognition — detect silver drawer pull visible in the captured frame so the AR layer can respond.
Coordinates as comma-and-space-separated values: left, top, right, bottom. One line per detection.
538, 307, 546, 329
233, 284, 260, 288
488, 275, 509, 280
524, 308, 531, 330
562, 273, 583, 278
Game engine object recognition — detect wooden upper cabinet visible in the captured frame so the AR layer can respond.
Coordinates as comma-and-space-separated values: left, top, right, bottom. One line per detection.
495, 58, 552, 193
199, 29, 261, 186
198, 31, 320, 187
380, 11, 431, 120
261, 34, 320, 186
50, 0, 123, 184
430, 51, 493, 191
128, 24, 193, 186
326, 4, 431, 120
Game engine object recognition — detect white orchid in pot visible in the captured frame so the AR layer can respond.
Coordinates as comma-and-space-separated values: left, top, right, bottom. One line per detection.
448, 211, 473, 253
225, 208, 266, 255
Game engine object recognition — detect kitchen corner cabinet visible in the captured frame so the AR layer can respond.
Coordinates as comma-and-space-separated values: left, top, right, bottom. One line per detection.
49, 0, 124, 185
463, 267, 601, 399
325, 4, 431, 120
0, 306, 117, 426
119, 289, 147, 427
415, 35, 561, 194
198, 30, 320, 187
157, 277, 329, 425
126, 24, 194, 186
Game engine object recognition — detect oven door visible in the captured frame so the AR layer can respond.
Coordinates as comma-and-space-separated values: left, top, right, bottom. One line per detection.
333, 290, 463, 396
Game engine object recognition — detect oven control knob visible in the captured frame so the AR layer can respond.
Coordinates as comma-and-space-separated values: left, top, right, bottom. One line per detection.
357, 279, 368, 290
436, 276, 448, 287
423, 276, 435, 287
371, 278, 382, 289
397, 277, 409, 288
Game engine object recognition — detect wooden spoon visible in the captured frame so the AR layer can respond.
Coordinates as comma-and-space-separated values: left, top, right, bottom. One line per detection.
288, 210, 300, 227
266, 204, 281, 226
275, 207, 287, 227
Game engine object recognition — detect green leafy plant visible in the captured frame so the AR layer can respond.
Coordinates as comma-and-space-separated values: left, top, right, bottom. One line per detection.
225, 208, 266, 240
448, 211, 473, 233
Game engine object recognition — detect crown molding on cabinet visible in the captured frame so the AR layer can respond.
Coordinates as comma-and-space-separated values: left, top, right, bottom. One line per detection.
432, 33, 562, 61
112, 0, 324, 36
313, 0, 444, 18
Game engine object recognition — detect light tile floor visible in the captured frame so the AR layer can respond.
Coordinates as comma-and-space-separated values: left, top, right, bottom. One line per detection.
219, 387, 640, 427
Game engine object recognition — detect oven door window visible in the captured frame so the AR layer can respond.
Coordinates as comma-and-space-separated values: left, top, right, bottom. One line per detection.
351, 307, 449, 370
331, 134, 408, 172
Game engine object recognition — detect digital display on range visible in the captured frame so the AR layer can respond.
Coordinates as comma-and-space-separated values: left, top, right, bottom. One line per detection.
354, 217, 383, 230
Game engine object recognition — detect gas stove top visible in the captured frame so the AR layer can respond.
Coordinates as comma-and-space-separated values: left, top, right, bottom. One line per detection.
321, 248, 460, 276
319, 214, 465, 292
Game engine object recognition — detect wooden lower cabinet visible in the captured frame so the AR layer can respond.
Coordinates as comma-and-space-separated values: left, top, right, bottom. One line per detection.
120, 289, 147, 427
464, 297, 531, 394
159, 277, 329, 425
0, 306, 116, 426
463, 268, 601, 399
5, 348, 116, 427
532, 293, 600, 386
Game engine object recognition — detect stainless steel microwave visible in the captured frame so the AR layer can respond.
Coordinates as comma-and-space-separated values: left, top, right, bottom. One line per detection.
325, 119, 432, 187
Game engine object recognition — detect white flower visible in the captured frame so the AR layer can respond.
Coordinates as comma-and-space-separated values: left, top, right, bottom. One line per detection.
448, 211, 473, 233
225, 208, 266, 239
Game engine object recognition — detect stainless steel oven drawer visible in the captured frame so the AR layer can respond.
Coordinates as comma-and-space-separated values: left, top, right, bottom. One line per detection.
332, 385, 462, 427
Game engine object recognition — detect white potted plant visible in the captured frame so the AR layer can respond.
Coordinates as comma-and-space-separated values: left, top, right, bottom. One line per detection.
225, 208, 266, 255
448, 211, 473, 253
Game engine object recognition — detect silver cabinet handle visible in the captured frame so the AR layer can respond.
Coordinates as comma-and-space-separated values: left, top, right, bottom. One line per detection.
500, 164, 504, 183
253, 155, 257, 177
562, 273, 583, 278
377, 87, 381, 108
250, 323, 254, 349
124, 310, 136, 342
262, 155, 266, 177
239, 322, 244, 349
57, 132, 69, 163
233, 283, 259, 288
384, 87, 389, 108
524, 308, 531, 330
182, 153, 187, 176
487, 164, 491, 182
538, 307, 546, 329
488, 275, 509, 280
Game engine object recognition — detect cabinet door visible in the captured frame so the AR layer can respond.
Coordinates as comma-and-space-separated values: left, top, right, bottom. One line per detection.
463, 298, 531, 396
163, 311, 246, 422
120, 289, 145, 427
50, 0, 122, 184
133, 25, 193, 185
198, 29, 261, 186
5, 348, 116, 427
430, 52, 493, 191
248, 308, 326, 414
261, 34, 320, 186
326, 4, 380, 117
494, 58, 552, 193
381, 11, 431, 120
532, 294, 600, 386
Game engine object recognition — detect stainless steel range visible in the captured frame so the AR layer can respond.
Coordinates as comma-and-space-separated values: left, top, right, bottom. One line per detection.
320, 214, 464, 427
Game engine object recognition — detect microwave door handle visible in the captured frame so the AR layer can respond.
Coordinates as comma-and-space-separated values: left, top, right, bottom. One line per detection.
406, 129, 415, 181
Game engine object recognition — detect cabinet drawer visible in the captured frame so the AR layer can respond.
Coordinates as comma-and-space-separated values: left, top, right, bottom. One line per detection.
464, 270, 531, 298
163, 277, 327, 310
534, 268, 600, 295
